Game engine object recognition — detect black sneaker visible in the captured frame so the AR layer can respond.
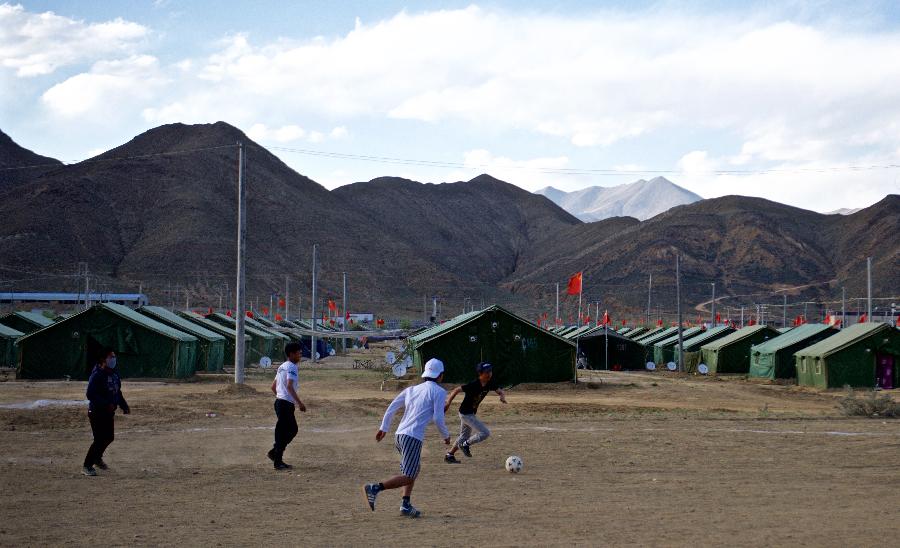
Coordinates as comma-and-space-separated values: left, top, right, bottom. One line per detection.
363, 483, 380, 511
82, 466, 97, 476
444, 453, 461, 464
400, 503, 421, 518
274, 462, 293, 470
460, 441, 472, 458
266, 449, 276, 462
95, 459, 108, 470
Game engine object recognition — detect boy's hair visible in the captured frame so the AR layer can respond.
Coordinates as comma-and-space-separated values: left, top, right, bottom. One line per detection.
95, 347, 114, 364
284, 342, 302, 357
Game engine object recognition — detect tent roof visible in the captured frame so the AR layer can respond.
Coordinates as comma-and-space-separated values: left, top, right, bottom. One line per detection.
751, 323, 835, 354
204, 313, 276, 339
19, 303, 198, 343
795, 322, 892, 359
564, 324, 596, 339
1, 310, 54, 328
140, 306, 226, 341
0, 323, 24, 338
777, 326, 794, 333
654, 326, 705, 348
579, 327, 636, 343
635, 326, 678, 345
408, 305, 574, 347
245, 316, 291, 340
681, 325, 734, 347
700, 325, 776, 351
178, 312, 251, 341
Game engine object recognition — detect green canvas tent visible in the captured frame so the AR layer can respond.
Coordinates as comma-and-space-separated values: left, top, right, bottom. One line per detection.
556, 326, 578, 336
564, 324, 595, 339
673, 325, 736, 371
578, 327, 646, 370
701, 325, 780, 374
794, 323, 900, 389
139, 306, 227, 372
0, 323, 24, 367
177, 312, 250, 366
206, 313, 280, 361
244, 316, 291, 359
749, 323, 838, 380
253, 316, 279, 328
618, 327, 632, 335
17, 303, 198, 379
0, 311, 54, 334
407, 305, 575, 385
652, 326, 704, 365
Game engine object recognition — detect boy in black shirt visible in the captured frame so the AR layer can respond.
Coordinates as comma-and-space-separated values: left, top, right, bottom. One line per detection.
443, 361, 506, 463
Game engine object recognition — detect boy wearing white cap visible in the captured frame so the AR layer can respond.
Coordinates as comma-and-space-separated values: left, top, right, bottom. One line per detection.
363, 357, 450, 518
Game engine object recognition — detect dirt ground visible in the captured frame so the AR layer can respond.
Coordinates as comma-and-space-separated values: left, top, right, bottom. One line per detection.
1, 363, 898, 547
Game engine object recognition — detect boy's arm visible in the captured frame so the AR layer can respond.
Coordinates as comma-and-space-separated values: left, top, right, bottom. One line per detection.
443, 386, 462, 412
433, 392, 450, 443
270, 377, 277, 395
496, 387, 507, 404
377, 389, 406, 441
288, 384, 306, 412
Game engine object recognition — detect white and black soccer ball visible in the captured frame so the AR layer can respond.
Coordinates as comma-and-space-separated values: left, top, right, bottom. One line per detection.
505, 455, 523, 474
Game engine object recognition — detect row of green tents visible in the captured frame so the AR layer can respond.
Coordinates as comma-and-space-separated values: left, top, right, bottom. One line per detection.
8, 304, 303, 380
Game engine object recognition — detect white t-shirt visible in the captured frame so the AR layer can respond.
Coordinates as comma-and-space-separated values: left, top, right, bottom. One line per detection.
275, 360, 299, 404
379, 380, 449, 441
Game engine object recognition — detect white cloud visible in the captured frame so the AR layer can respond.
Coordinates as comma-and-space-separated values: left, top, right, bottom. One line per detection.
0, 3, 148, 77
41, 55, 167, 117
437, 149, 575, 191
243, 123, 347, 144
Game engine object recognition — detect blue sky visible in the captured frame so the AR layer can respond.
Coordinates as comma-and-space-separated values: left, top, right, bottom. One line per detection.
3, 1, 900, 211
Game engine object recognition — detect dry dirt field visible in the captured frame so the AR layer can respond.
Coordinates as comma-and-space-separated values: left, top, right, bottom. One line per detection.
1, 362, 899, 547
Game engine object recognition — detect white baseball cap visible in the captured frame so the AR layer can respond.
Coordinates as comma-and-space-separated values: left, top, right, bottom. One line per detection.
422, 358, 444, 378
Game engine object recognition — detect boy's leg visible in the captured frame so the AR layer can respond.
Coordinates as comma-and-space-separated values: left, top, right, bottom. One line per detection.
448, 414, 471, 456
364, 435, 422, 513
460, 413, 490, 451
271, 399, 297, 466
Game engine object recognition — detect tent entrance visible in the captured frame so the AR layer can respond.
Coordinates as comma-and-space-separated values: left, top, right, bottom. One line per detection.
875, 354, 895, 389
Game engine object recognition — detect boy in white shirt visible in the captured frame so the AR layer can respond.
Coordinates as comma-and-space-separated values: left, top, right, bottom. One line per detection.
268, 342, 306, 470
363, 358, 450, 518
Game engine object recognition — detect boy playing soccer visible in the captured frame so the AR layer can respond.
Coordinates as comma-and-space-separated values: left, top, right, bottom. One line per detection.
443, 361, 506, 464
364, 358, 450, 518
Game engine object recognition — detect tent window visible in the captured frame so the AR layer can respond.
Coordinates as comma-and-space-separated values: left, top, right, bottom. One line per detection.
815, 362, 822, 375
800, 361, 807, 373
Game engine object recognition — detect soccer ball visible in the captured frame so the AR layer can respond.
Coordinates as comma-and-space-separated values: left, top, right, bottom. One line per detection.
505, 455, 523, 473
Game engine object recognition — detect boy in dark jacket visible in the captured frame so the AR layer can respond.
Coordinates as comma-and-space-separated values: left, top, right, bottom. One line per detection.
83, 348, 130, 476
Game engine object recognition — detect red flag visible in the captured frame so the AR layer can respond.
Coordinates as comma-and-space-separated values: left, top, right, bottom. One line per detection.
657, 319, 663, 327
329, 319, 335, 326
824, 314, 831, 324
715, 313, 721, 324
858, 314, 867, 323
275, 313, 283, 321
748, 317, 756, 326
345, 311, 350, 320
603, 310, 611, 325
226, 310, 233, 318
566, 272, 582, 295
584, 315, 591, 325
246, 310, 254, 318
278, 298, 286, 308
621, 319, 626, 326
262, 307, 269, 315
328, 300, 337, 312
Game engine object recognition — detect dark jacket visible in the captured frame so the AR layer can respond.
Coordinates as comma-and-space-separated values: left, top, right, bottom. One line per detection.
86, 365, 129, 413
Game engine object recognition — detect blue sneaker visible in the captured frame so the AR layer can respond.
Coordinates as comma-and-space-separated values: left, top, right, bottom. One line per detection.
400, 503, 421, 518
363, 483, 380, 511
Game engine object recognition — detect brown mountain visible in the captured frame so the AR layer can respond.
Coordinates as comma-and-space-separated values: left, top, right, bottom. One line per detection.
504, 194, 900, 320
0, 129, 64, 188
0, 123, 579, 315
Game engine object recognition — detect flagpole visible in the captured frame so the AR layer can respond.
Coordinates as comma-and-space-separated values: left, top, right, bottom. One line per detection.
604, 310, 609, 371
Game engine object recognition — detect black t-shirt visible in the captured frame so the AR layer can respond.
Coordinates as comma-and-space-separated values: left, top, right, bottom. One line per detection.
458, 378, 499, 415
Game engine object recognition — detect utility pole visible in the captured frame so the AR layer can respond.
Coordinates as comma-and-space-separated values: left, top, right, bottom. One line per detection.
80, 262, 90, 311
841, 286, 846, 328
185, 288, 189, 311
782, 294, 787, 328
866, 257, 873, 321
555, 282, 560, 326
432, 296, 438, 323
423, 295, 427, 323
311, 243, 318, 362
342, 272, 347, 353
285, 275, 290, 320
740, 306, 744, 328
710, 282, 716, 327
676, 254, 684, 372
269, 294, 274, 320
234, 142, 247, 385
646, 274, 652, 326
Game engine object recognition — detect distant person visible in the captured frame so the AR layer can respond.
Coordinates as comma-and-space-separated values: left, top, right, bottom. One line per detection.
268, 342, 306, 470
83, 348, 130, 476
363, 358, 450, 518
443, 362, 506, 464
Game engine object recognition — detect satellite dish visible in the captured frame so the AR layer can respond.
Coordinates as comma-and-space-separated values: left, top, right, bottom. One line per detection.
315, 351, 320, 360
402, 356, 412, 369
386, 351, 396, 365
666, 362, 677, 371
329, 348, 336, 356
392, 362, 408, 377
698, 363, 709, 375
260, 357, 272, 369
646, 362, 656, 371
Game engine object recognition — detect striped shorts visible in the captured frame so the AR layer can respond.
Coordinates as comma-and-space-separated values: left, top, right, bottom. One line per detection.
395, 434, 424, 479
